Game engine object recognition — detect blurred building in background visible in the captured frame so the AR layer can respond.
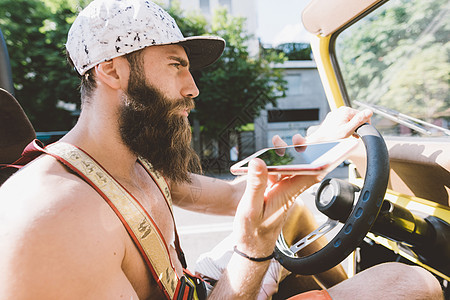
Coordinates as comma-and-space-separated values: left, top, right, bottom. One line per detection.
255, 60, 329, 149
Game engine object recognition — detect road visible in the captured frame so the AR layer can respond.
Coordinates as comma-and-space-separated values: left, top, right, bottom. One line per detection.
173, 165, 350, 270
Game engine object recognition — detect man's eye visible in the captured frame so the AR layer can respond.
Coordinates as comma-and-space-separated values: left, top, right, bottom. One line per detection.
171, 63, 181, 69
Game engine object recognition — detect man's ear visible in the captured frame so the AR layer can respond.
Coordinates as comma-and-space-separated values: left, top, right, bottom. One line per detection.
95, 58, 129, 90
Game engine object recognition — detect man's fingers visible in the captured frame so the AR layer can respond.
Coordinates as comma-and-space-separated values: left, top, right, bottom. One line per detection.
266, 174, 318, 205
268, 174, 280, 185
272, 135, 287, 147
292, 134, 306, 145
272, 135, 288, 156
354, 108, 372, 124
346, 109, 373, 133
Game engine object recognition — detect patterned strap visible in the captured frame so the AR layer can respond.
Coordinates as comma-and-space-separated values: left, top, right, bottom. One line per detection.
139, 158, 173, 207
138, 158, 187, 269
44, 142, 179, 299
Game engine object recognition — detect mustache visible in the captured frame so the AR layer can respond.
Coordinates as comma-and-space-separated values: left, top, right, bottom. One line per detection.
125, 91, 195, 118
125, 78, 194, 111
169, 97, 195, 113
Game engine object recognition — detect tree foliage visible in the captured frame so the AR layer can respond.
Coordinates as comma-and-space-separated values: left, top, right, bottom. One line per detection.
0, 0, 85, 131
261, 42, 312, 61
1, 0, 287, 152
336, 0, 449, 123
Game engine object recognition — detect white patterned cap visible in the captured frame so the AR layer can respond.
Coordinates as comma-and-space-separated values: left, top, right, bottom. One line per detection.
66, 0, 225, 75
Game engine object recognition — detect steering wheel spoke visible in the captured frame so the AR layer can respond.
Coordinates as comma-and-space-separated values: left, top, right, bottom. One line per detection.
289, 218, 340, 254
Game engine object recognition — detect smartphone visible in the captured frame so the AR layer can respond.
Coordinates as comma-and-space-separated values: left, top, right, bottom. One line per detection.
230, 138, 359, 175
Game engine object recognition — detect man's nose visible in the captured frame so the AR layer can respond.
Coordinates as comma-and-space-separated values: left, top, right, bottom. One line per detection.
180, 71, 199, 98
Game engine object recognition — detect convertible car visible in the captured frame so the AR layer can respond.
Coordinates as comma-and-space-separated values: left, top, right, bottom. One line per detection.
0, 0, 448, 298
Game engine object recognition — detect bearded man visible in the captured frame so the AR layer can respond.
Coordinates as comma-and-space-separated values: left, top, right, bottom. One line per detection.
0, 0, 442, 299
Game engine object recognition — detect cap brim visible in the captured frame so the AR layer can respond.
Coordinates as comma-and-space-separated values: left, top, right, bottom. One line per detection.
177, 36, 225, 70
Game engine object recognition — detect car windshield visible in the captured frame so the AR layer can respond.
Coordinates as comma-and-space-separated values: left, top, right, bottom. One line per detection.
335, 0, 449, 137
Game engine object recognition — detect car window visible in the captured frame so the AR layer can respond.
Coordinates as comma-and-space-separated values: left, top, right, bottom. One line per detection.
335, 0, 449, 137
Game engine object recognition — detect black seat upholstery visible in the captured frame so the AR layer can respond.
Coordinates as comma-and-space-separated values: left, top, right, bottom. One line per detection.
0, 88, 35, 184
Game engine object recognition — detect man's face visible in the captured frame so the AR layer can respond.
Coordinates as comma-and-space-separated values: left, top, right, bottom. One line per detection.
118, 49, 201, 183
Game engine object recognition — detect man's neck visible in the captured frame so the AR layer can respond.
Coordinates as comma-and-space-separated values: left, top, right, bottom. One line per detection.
60, 94, 139, 182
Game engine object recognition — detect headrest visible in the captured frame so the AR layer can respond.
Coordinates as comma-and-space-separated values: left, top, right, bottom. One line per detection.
0, 88, 36, 164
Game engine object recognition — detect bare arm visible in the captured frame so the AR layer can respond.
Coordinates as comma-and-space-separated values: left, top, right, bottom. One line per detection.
171, 173, 247, 215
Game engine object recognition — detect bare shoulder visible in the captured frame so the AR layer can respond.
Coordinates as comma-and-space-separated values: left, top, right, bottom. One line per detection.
0, 155, 113, 230
0, 155, 136, 299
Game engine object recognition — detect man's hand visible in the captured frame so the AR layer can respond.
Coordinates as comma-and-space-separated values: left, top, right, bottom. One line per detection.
306, 107, 373, 143
272, 107, 372, 151
232, 158, 318, 259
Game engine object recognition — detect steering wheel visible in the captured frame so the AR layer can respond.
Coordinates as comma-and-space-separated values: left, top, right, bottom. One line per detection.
274, 123, 390, 275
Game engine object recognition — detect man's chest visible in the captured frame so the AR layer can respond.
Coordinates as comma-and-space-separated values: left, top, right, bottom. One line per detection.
42, 143, 184, 298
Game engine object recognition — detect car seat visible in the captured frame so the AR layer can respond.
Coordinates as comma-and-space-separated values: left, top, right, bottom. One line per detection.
0, 88, 36, 185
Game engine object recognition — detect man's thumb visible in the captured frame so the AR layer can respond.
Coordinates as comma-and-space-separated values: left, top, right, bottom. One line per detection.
242, 158, 268, 210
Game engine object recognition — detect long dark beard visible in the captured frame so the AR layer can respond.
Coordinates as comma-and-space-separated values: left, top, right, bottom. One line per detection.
118, 67, 201, 183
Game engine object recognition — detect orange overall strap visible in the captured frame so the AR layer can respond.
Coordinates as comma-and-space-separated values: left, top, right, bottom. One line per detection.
44, 142, 179, 299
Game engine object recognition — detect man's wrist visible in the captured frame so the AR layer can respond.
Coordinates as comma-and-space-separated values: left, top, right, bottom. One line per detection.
233, 239, 276, 260
233, 246, 274, 262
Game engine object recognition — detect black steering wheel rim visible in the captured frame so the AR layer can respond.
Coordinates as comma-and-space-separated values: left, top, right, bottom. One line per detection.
274, 123, 390, 275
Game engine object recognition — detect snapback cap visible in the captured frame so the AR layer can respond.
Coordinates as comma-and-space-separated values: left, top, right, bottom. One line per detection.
66, 0, 225, 75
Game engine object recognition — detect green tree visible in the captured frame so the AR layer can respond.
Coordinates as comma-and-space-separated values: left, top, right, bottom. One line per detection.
336, 0, 449, 125
380, 43, 449, 121
0, 0, 84, 131
261, 42, 312, 61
